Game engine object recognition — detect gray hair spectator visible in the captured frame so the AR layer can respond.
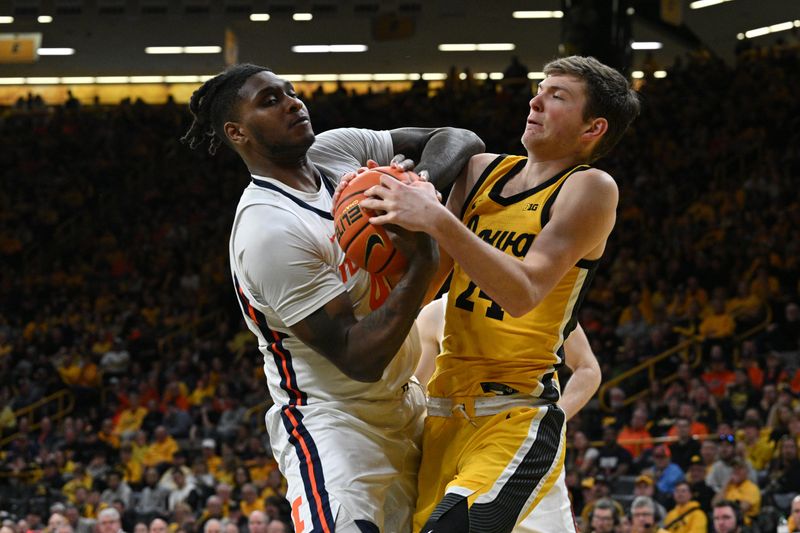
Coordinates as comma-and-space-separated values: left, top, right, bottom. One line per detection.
96, 508, 122, 533
248, 511, 269, 533
630, 496, 657, 533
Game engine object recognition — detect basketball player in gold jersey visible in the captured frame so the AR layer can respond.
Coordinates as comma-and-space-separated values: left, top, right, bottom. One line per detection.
360, 56, 640, 532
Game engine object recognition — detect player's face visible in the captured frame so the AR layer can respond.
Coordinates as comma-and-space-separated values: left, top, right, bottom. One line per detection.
522, 74, 594, 156
232, 71, 315, 157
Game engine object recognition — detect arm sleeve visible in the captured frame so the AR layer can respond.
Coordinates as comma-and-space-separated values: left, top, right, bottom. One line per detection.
307, 128, 394, 182
234, 204, 347, 326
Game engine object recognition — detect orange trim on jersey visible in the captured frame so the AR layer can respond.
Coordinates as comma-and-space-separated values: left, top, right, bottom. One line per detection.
283, 407, 333, 533
270, 330, 304, 406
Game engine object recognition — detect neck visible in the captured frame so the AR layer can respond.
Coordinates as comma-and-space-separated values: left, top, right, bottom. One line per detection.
521, 152, 587, 187
247, 155, 318, 193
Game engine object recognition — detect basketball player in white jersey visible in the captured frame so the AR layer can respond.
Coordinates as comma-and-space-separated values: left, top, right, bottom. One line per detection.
182, 64, 483, 533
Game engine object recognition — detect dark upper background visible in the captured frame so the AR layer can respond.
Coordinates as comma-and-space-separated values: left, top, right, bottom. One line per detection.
0, 0, 797, 78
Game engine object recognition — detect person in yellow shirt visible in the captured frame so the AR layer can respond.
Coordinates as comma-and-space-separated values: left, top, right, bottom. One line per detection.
118, 443, 142, 486
113, 393, 148, 439
699, 298, 736, 342
61, 463, 93, 504
659, 481, 707, 532
97, 418, 120, 450
238, 483, 262, 518
738, 419, 774, 471
200, 438, 223, 478
141, 426, 179, 468
715, 459, 760, 524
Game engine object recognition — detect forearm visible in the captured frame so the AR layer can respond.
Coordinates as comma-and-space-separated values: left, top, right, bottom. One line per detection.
558, 365, 601, 421
342, 261, 433, 381
414, 128, 484, 190
430, 209, 538, 317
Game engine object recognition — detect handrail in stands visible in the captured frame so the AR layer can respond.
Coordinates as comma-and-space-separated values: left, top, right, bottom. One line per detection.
0, 388, 75, 448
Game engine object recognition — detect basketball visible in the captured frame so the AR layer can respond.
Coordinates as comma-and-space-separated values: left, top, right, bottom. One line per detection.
333, 166, 411, 276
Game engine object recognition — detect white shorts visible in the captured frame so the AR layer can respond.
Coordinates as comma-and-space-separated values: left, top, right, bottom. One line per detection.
266, 379, 426, 533
514, 469, 576, 533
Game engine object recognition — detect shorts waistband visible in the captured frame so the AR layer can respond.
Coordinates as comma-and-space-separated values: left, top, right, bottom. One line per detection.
426, 394, 551, 418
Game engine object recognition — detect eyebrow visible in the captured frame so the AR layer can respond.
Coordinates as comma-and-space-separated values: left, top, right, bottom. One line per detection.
538, 83, 573, 95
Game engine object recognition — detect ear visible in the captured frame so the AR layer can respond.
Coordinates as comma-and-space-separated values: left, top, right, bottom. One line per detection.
582, 117, 608, 143
224, 121, 247, 146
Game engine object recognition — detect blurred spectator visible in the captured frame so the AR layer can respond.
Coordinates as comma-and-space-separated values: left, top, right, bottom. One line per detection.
247, 511, 268, 533
712, 459, 760, 525
660, 481, 707, 532
669, 418, 701, 471
134, 467, 169, 521
596, 425, 633, 483
630, 495, 658, 533
99, 470, 132, 508
619, 407, 653, 460
685, 455, 715, 513
167, 467, 200, 512
633, 474, 667, 522
701, 346, 736, 398
711, 499, 743, 533
706, 435, 756, 493
648, 445, 685, 497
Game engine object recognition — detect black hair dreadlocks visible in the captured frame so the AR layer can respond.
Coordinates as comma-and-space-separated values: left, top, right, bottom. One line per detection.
181, 63, 271, 155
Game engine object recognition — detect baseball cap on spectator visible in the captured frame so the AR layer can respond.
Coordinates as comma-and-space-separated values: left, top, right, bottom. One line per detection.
581, 477, 595, 489
635, 474, 654, 486
689, 455, 703, 466
202, 438, 216, 449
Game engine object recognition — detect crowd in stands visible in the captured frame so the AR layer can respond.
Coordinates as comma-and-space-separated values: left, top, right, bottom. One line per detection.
1, 42, 799, 533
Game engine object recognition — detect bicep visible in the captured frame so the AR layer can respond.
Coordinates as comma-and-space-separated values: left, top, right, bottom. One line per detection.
522, 172, 618, 297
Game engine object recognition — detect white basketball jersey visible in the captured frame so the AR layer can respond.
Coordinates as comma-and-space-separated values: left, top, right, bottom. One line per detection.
229, 128, 421, 407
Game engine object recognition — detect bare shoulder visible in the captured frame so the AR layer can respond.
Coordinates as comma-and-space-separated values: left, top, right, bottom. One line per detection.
560, 167, 619, 208
445, 152, 498, 215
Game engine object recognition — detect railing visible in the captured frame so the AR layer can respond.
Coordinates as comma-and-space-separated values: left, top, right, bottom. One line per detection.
0, 388, 75, 448
598, 303, 773, 412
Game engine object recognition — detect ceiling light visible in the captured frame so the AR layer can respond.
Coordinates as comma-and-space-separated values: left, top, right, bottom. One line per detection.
0, 78, 26, 84
512, 11, 563, 19
476, 43, 515, 51
38, 48, 75, 55
338, 74, 372, 81
26, 77, 59, 84
292, 45, 367, 53
61, 76, 94, 84
293, 12, 312, 21
37, 15, 53, 23
527, 72, 546, 79
654, 71, 668, 78
631, 41, 663, 50
743, 20, 796, 39
373, 73, 408, 81
130, 76, 164, 83
183, 46, 221, 54
422, 73, 446, 81
631, 71, 644, 79
279, 75, 304, 82
439, 43, 515, 52
689, 0, 733, 8
438, 44, 476, 52
0, 16, 14, 23
250, 13, 270, 21
489, 72, 503, 80
304, 74, 337, 81
96, 76, 129, 83
145, 46, 182, 54
165, 75, 200, 83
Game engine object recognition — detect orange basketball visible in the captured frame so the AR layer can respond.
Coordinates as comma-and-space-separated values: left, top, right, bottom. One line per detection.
333, 166, 410, 276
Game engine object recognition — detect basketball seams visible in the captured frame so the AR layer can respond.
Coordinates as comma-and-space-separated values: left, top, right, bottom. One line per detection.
333, 166, 407, 276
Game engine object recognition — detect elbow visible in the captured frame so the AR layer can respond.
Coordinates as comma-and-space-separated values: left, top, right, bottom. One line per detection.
453, 128, 485, 154
504, 295, 539, 318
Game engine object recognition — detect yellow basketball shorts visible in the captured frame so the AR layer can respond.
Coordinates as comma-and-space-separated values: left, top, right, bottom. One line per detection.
414, 398, 566, 533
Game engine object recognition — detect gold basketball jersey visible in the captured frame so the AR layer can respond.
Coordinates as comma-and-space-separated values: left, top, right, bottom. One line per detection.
428, 155, 599, 400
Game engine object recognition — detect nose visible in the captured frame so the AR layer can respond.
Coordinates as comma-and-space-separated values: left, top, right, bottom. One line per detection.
529, 93, 543, 112
287, 94, 303, 112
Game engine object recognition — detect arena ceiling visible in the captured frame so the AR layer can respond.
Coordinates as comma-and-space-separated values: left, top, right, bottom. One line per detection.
0, 0, 796, 78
